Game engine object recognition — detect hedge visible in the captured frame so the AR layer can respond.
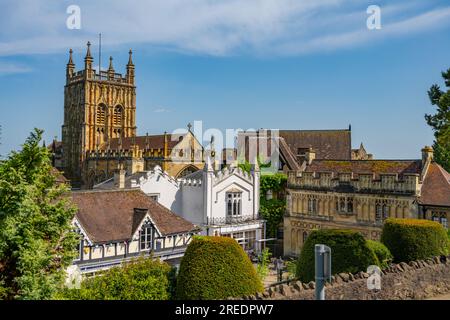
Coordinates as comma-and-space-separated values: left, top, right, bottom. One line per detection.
296, 229, 379, 282
57, 256, 175, 300
366, 240, 393, 269
175, 236, 263, 299
380, 218, 449, 263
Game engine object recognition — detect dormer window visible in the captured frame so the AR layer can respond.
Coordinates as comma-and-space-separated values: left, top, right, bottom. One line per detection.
226, 191, 242, 216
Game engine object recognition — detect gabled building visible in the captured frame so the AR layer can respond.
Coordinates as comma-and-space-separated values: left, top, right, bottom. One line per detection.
71, 189, 201, 275
235, 127, 366, 173
284, 146, 450, 256
94, 158, 266, 254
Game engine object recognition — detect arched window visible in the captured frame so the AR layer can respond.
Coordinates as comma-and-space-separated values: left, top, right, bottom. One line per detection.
226, 192, 242, 217
113, 106, 123, 126
382, 204, 389, 219
347, 198, 353, 213
375, 203, 383, 222
339, 198, 346, 212
96, 104, 106, 125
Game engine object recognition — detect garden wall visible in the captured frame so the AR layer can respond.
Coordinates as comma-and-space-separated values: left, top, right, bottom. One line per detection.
235, 255, 450, 300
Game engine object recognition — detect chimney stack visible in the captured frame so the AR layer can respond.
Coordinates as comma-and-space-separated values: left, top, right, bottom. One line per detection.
421, 146, 434, 167
114, 169, 126, 189
306, 148, 316, 165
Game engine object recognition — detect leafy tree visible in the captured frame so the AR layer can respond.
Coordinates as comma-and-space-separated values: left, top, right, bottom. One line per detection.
0, 128, 78, 299
256, 248, 272, 281
425, 68, 450, 172
58, 256, 175, 300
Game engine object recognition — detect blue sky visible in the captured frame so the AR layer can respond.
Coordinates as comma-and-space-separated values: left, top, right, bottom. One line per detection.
0, 0, 450, 159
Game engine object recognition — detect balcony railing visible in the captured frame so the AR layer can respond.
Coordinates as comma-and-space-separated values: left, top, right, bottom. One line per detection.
207, 214, 260, 226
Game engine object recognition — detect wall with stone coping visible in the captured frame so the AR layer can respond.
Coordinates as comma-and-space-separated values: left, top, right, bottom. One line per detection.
235, 255, 450, 300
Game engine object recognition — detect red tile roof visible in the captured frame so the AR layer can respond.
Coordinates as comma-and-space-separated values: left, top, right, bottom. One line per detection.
419, 163, 450, 207
71, 189, 200, 244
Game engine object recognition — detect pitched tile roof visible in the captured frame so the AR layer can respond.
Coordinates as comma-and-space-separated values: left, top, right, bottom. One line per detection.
304, 159, 422, 178
71, 189, 200, 244
279, 129, 352, 160
419, 163, 450, 207
98, 134, 182, 151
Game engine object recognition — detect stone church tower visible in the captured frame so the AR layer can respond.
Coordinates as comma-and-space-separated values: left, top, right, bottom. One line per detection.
62, 42, 137, 187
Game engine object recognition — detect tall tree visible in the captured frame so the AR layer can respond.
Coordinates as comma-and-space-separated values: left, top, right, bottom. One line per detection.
425, 68, 450, 172
0, 129, 78, 300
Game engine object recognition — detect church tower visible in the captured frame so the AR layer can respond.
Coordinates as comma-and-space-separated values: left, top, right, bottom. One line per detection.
62, 42, 137, 188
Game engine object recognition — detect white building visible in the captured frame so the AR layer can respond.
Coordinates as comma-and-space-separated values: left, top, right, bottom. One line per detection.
95, 158, 266, 253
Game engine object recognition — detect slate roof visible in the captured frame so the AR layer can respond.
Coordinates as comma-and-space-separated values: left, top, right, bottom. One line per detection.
419, 163, 450, 207
279, 129, 352, 160
71, 189, 200, 244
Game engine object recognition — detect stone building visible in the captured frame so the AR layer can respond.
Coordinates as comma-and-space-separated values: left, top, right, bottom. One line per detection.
57, 42, 203, 188
352, 143, 373, 160
236, 127, 367, 173
284, 146, 450, 256
94, 157, 266, 254
71, 189, 201, 275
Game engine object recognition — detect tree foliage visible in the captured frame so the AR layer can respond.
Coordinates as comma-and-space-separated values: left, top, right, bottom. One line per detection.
0, 129, 78, 299
425, 68, 450, 172
58, 257, 176, 300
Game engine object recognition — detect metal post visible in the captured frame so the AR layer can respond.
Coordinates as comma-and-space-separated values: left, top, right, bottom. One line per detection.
315, 244, 331, 300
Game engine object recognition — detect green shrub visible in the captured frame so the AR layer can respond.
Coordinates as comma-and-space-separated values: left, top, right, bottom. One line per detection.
57, 256, 175, 300
256, 248, 272, 281
296, 229, 379, 282
176, 236, 263, 299
366, 240, 393, 269
381, 218, 449, 263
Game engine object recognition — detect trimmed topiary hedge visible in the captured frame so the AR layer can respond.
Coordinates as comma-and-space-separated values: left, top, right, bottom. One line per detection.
366, 239, 393, 269
296, 229, 379, 282
175, 236, 263, 300
381, 218, 449, 263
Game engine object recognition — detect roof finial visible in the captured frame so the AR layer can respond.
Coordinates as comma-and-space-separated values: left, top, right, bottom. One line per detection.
127, 49, 134, 66
187, 123, 192, 132
85, 41, 92, 59
67, 48, 74, 65
108, 56, 114, 71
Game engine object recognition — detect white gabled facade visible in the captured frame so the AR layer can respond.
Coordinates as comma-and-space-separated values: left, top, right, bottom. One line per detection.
120, 158, 266, 253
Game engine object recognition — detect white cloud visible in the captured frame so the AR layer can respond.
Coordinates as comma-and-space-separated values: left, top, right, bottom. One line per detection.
0, 0, 449, 57
0, 62, 32, 75
153, 107, 171, 113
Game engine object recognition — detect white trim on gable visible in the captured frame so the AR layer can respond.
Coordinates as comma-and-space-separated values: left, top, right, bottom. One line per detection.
131, 212, 163, 240
72, 217, 93, 246
214, 182, 252, 203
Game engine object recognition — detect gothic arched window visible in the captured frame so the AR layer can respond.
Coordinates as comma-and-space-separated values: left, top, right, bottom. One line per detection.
113, 106, 123, 126
226, 192, 242, 217
96, 104, 106, 125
